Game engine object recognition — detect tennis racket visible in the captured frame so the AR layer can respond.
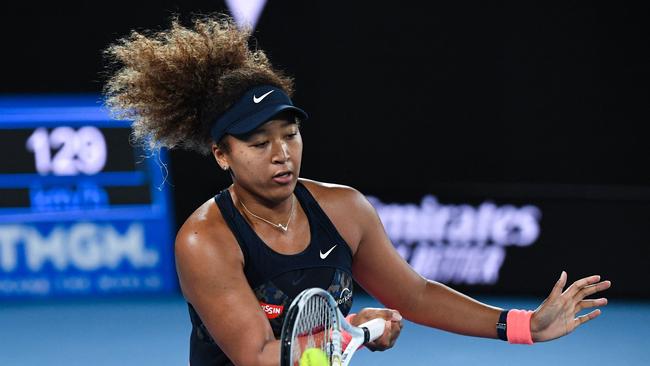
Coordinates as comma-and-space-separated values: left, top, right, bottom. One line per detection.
279, 287, 385, 366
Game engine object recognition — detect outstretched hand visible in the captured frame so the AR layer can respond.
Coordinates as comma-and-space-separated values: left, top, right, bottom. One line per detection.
530, 271, 611, 342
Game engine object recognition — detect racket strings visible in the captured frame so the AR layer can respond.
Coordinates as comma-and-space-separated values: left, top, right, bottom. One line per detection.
291, 294, 336, 365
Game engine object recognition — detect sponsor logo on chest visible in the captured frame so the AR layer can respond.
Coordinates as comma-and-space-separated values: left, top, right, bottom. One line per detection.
260, 302, 284, 319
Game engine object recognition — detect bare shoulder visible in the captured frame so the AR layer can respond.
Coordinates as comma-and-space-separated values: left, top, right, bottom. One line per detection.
299, 178, 367, 206
175, 197, 243, 282
177, 197, 226, 247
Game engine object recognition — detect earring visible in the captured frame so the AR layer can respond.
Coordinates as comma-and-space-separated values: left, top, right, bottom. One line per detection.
222, 165, 229, 171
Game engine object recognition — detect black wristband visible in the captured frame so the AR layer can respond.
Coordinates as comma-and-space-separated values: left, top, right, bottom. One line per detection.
496, 309, 509, 341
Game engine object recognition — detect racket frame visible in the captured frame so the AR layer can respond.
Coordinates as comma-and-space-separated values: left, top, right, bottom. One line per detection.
279, 288, 385, 366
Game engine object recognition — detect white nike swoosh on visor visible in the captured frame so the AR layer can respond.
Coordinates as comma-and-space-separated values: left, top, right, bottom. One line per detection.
253, 90, 274, 103
319, 245, 337, 259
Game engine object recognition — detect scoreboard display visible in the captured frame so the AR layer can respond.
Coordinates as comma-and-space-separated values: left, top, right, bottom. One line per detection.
0, 96, 177, 298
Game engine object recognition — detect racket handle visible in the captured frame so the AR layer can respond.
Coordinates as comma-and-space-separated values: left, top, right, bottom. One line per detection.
359, 318, 386, 343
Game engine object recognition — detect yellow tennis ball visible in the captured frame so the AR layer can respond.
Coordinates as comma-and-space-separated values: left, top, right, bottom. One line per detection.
299, 347, 329, 366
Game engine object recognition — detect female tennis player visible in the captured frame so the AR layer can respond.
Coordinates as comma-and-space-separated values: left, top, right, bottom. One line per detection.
104, 15, 611, 366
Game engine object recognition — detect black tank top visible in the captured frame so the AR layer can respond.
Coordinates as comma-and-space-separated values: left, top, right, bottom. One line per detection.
188, 182, 355, 366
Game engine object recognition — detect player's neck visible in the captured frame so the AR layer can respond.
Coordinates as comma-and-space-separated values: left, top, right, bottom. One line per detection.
230, 186, 295, 231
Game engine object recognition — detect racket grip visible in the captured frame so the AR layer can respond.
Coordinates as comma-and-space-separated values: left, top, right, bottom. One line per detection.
359, 318, 386, 343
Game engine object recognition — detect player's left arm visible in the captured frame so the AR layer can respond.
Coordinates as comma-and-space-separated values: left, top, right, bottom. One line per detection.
349, 189, 611, 342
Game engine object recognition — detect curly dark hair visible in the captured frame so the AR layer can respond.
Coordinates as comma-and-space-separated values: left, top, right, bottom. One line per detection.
103, 14, 295, 155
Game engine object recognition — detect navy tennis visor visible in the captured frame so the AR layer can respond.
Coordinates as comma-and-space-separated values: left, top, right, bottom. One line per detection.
210, 85, 308, 142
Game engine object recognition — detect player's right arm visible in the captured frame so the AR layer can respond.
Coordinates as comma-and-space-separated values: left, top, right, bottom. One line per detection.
175, 200, 280, 366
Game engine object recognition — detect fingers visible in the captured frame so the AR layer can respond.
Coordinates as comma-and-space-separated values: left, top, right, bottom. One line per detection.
576, 298, 608, 312
358, 308, 402, 322
382, 319, 392, 339
574, 309, 601, 328
379, 309, 402, 322
550, 271, 567, 299
574, 280, 612, 301
564, 275, 603, 298
532, 272, 610, 340
365, 316, 403, 352
390, 310, 402, 321
354, 308, 403, 350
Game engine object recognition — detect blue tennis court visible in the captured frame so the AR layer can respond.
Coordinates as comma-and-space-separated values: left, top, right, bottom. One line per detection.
1, 294, 648, 365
